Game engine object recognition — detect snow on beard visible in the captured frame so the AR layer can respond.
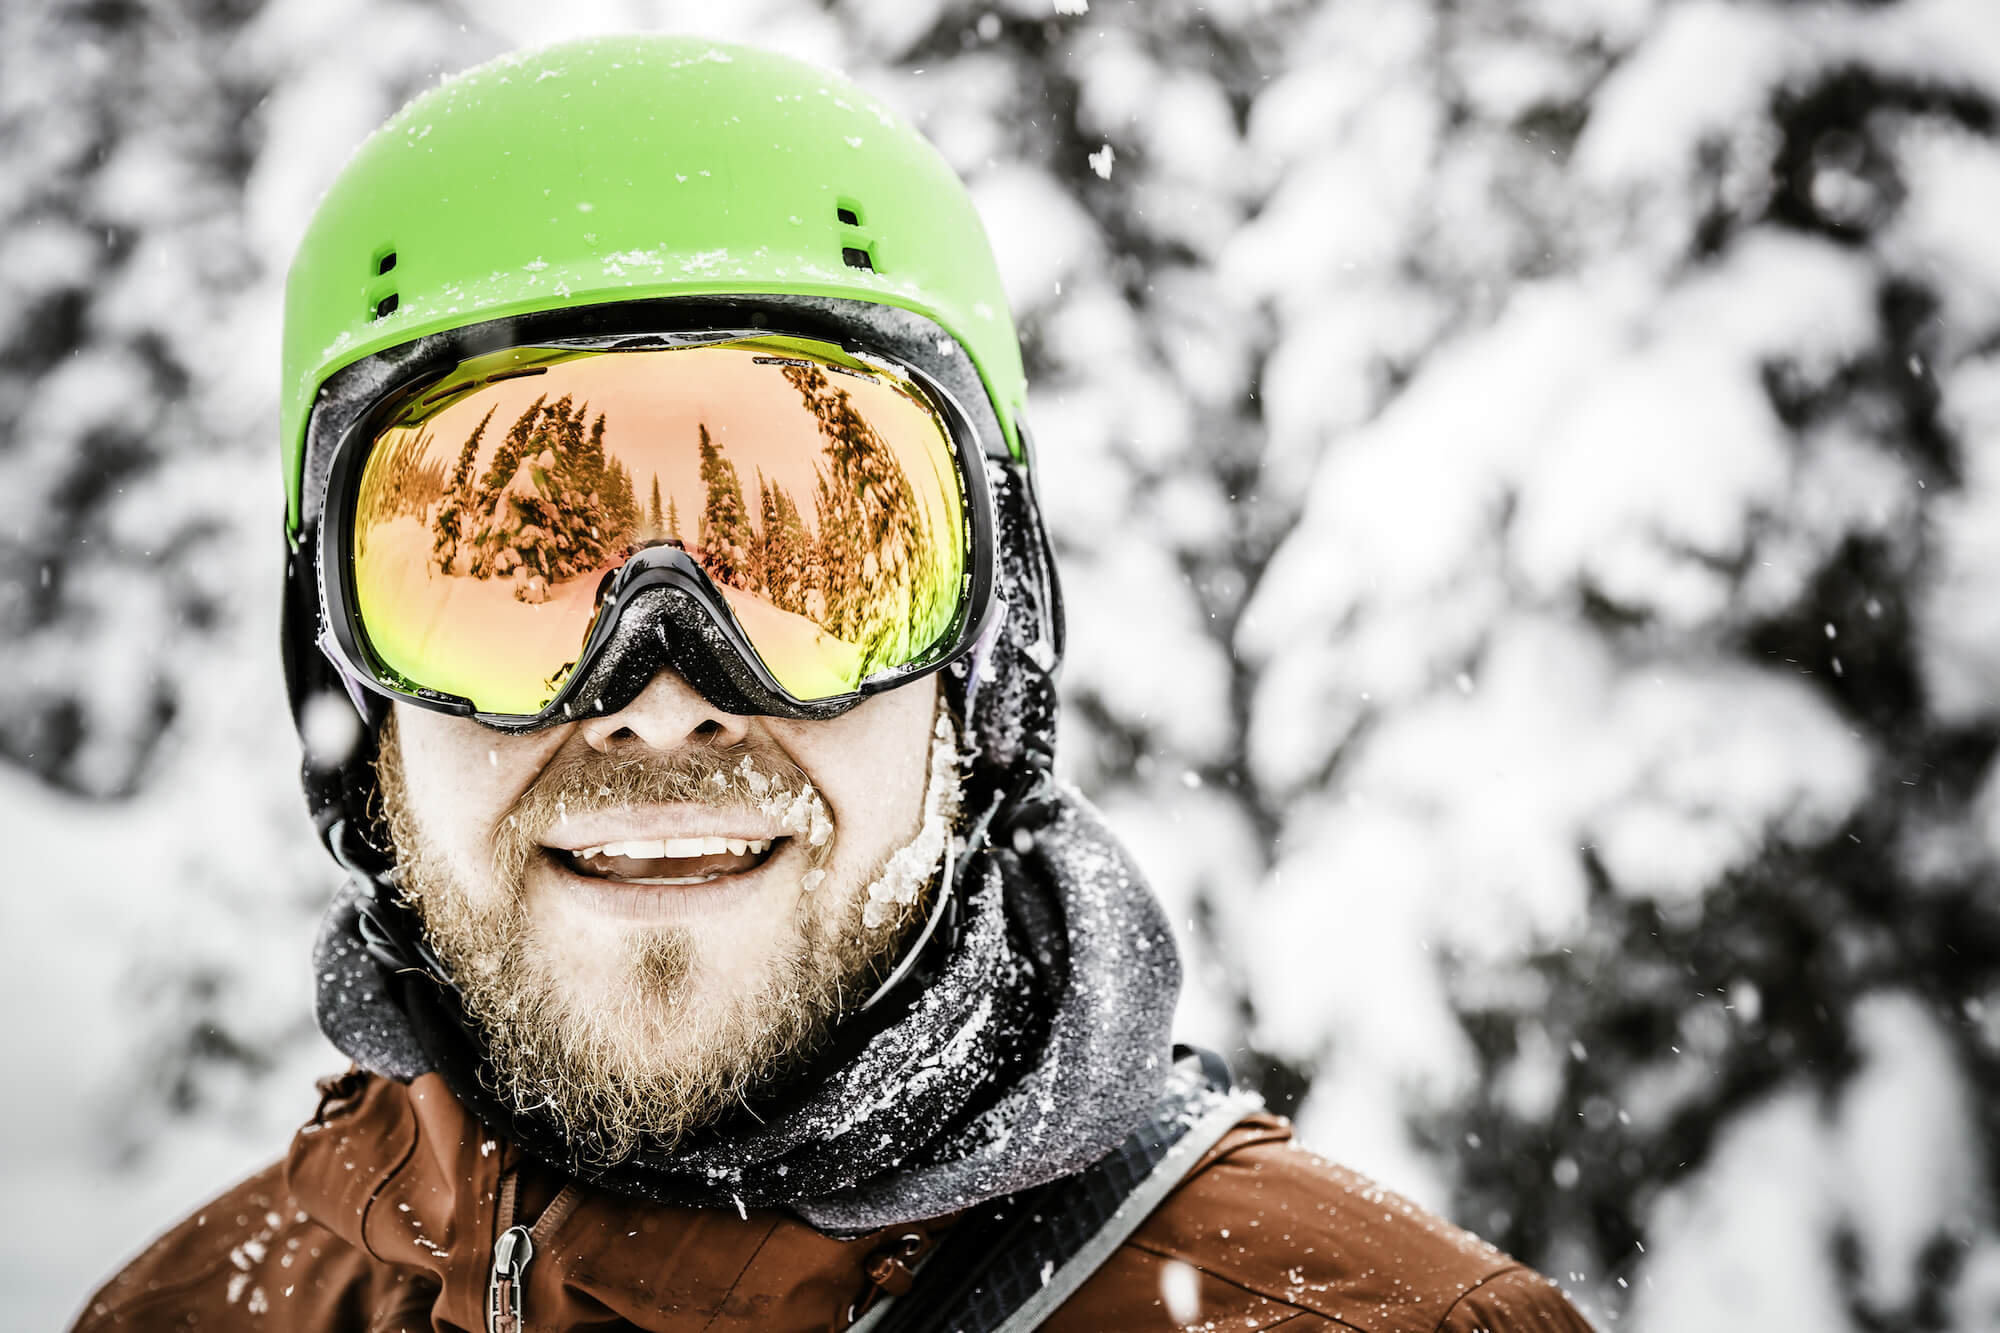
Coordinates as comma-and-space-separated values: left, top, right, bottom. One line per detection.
373, 703, 964, 1160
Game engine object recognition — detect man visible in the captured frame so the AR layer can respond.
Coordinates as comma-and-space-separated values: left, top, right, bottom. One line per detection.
75, 36, 1593, 1333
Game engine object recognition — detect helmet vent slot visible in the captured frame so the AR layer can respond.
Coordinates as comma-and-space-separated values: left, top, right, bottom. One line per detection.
836, 200, 873, 270
367, 245, 400, 320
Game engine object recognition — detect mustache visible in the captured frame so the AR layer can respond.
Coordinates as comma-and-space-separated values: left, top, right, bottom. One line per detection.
492, 738, 836, 883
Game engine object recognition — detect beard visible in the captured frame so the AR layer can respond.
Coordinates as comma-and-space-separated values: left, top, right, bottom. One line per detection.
373, 706, 962, 1166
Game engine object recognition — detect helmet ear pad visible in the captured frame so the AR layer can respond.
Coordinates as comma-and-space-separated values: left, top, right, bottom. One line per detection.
286, 294, 1064, 871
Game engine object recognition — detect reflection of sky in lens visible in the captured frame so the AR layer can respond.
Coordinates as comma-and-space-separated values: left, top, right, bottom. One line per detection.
352, 341, 967, 712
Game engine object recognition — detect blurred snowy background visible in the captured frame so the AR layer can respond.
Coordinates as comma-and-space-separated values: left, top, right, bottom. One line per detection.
7, 0, 2000, 1326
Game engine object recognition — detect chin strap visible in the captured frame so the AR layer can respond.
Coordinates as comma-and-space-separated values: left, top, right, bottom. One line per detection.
857, 841, 960, 1013
855, 717, 1059, 1017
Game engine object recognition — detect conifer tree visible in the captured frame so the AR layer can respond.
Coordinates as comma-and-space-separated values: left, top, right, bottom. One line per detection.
432, 406, 495, 573
476, 393, 547, 498
442, 394, 636, 597
601, 454, 640, 551
695, 423, 756, 592
780, 363, 933, 668
755, 469, 813, 616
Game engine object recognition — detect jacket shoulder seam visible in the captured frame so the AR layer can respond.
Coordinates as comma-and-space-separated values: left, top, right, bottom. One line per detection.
1197, 1118, 1294, 1166
1125, 1235, 1520, 1333
1431, 1264, 1533, 1333
1120, 1239, 1373, 1333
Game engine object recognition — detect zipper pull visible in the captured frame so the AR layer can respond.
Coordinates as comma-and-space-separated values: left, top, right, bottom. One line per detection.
487, 1225, 534, 1333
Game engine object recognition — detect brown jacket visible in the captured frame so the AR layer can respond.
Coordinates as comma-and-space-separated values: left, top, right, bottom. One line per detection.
73, 1071, 1593, 1332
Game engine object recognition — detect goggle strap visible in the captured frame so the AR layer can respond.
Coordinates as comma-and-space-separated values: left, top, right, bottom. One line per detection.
316, 625, 383, 724
960, 597, 1009, 718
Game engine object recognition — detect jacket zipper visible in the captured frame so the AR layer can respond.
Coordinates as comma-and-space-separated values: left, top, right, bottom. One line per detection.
487, 1224, 532, 1333
487, 1171, 583, 1333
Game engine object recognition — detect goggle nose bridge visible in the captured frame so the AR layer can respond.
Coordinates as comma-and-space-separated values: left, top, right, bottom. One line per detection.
555, 570, 863, 729
568, 551, 750, 708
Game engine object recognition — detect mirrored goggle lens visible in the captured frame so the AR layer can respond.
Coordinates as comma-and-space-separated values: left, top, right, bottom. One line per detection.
348, 337, 970, 716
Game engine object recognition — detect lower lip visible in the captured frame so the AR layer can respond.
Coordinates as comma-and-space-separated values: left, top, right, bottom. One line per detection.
532, 843, 788, 924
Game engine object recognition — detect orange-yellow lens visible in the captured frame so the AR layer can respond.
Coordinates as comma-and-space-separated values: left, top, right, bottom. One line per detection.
349, 338, 968, 715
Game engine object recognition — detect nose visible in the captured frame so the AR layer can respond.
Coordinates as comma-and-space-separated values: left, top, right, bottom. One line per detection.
578, 666, 753, 754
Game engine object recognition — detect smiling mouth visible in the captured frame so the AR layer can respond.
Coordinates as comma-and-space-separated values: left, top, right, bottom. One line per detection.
557, 835, 787, 886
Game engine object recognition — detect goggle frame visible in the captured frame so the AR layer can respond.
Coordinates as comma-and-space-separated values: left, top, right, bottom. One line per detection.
311, 328, 1006, 729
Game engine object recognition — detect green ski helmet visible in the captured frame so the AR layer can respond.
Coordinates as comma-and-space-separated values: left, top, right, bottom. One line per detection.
282, 35, 1062, 862
282, 34, 1029, 538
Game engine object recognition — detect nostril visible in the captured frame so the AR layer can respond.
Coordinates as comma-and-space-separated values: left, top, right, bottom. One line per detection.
692, 720, 724, 739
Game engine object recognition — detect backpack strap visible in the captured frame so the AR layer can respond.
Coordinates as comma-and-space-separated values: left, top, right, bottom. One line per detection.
854, 1047, 1261, 1333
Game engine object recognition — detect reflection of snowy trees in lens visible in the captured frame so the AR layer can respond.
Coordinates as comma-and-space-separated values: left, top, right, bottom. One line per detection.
428, 406, 494, 570
421, 392, 639, 602
756, 468, 814, 619
779, 362, 951, 674
642, 361, 960, 681
695, 423, 757, 593
386, 356, 953, 666
354, 425, 450, 560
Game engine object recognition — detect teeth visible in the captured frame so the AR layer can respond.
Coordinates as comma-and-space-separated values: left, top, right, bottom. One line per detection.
569, 837, 776, 862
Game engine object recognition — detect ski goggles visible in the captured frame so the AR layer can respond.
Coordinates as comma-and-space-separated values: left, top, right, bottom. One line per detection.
315, 331, 999, 725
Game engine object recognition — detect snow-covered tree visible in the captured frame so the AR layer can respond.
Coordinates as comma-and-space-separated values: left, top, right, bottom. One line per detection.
433, 393, 639, 600
757, 467, 815, 617
783, 361, 945, 669
695, 421, 757, 593
431, 405, 496, 571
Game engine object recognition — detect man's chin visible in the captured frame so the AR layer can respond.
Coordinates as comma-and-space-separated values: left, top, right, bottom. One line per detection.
463, 910, 844, 1160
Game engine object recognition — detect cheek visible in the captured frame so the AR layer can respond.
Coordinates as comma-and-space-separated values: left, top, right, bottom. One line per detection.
389, 705, 566, 873
772, 678, 940, 870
